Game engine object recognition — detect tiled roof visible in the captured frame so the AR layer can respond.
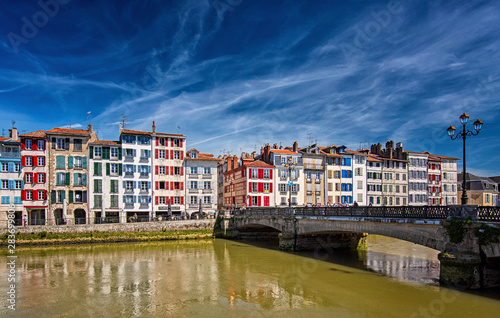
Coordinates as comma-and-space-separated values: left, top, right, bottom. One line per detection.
91, 140, 120, 145
121, 129, 151, 135
367, 154, 384, 162
270, 149, 298, 155
46, 127, 92, 135
20, 130, 46, 138
154, 132, 185, 137
245, 159, 274, 168
430, 154, 461, 161
0, 137, 9, 142
186, 151, 221, 161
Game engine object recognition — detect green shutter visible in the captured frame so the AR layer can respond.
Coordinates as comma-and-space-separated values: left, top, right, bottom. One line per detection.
118, 163, 122, 176
61, 190, 66, 201
89, 146, 94, 159
94, 179, 98, 192
106, 163, 110, 176
56, 156, 65, 169
118, 148, 122, 160
65, 172, 70, 185
94, 162, 99, 176
68, 156, 73, 169
69, 190, 73, 203
74, 173, 78, 186
99, 180, 102, 193
103, 147, 110, 160
82, 173, 87, 186
82, 191, 87, 203
51, 190, 56, 203
82, 156, 87, 169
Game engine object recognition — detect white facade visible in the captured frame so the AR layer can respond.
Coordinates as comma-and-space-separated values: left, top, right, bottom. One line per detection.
408, 152, 429, 206
366, 156, 383, 206
184, 149, 219, 217
352, 152, 367, 206
440, 158, 458, 205
270, 150, 305, 207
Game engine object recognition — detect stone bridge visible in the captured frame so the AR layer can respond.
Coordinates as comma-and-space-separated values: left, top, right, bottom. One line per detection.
216, 205, 500, 289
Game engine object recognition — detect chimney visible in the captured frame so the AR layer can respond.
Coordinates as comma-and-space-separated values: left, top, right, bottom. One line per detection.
9, 128, 18, 141
88, 123, 93, 132
152, 121, 156, 133
119, 123, 123, 135
293, 141, 298, 152
279, 145, 283, 149
260, 146, 264, 155
251, 151, 256, 158
264, 144, 271, 162
377, 143, 382, 155
273, 143, 278, 149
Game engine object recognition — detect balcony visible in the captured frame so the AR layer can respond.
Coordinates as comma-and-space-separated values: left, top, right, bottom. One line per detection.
124, 171, 134, 176
0, 152, 20, 159
124, 155, 134, 162
305, 164, 322, 170
188, 174, 199, 179
314, 178, 321, 183
280, 191, 287, 195
306, 178, 312, 183
189, 189, 199, 193
202, 189, 212, 194
189, 204, 198, 208
139, 156, 149, 162
315, 191, 321, 195
306, 191, 313, 195
140, 172, 149, 177
202, 174, 212, 179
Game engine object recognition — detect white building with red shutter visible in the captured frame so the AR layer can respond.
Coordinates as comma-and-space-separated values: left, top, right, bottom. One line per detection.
20, 130, 48, 224
246, 159, 275, 207
151, 122, 187, 218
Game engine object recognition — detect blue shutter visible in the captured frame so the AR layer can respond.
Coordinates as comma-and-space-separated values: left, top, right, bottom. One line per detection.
83, 156, 87, 169
148, 182, 151, 189
133, 149, 137, 157
8, 162, 14, 172
133, 181, 136, 189
68, 156, 73, 169
82, 174, 87, 186
21, 180, 24, 190
123, 181, 126, 188
9, 180, 14, 189
123, 196, 126, 203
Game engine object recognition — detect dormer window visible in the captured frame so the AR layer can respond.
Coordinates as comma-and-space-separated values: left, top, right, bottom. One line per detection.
190, 151, 198, 159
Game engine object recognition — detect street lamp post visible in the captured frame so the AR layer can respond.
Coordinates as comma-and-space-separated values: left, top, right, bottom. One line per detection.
447, 113, 483, 205
284, 157, 297, 209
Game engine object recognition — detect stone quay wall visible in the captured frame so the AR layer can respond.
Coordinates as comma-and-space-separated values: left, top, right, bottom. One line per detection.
8, 219, 216, 235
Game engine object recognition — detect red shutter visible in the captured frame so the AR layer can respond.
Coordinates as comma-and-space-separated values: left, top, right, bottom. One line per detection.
249, 169, 252, 179
181, 197, 184, 205
155, 196, 159, 205
258, 196, 261, 206
180, 139, 183, 147
180, 182, 184, 190
21, 155, 26, 167
21, 139, 26, 150
258, 183, 264, 193
155, 149, 159, 159
156, 138, 159, 146
170, 182, 174, 190
155, 166, 159, 175
170, 150, 174, 159
166, 182, 169, 190
248, 196, 252, 207
21, 190, 26, 200
171, 139, 174, 147
170, 196, 174, 204
33, 173, 38, 184
44, 190, 48, 200
180, 151, 184, 160
32, 140, 38, 151
180, 167, 184, 176
166, 150, 169, 159
264, 197, 269, 207
44, 140, 46, 150
258, 169, 263, 179
33, 156, 38, 167
249, 182, 252, 192
439, 175, 442, 181
170, 166, 174, 175
270, 169, 273, 179
155, 181, 159, 190
270, 183, 273, 193
165, 166, 169, 175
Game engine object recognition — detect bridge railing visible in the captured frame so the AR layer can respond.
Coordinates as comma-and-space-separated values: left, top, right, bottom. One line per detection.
477, 206, 500, 222
238, 206, 451, 219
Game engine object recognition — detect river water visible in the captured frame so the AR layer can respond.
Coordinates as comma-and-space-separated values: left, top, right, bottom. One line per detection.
2, 236, 500, 317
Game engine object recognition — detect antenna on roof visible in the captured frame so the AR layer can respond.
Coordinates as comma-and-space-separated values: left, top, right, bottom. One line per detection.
121, 113, 128, 128
86, 111, 91, 127
307, 132, 312, 146
12, 121, 16, 128
177, 125, 181, 134
1, 128, 5, 137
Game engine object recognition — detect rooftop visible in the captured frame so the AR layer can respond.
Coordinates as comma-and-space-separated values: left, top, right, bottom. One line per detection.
20, 130, 46, 138
46, 127, 92, 135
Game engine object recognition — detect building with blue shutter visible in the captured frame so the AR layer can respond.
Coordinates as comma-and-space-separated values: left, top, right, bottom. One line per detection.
0, 128, 22, 225
119, 124, 154, 221
184, 148, 220, 218
88, 139, 122, 223
45, 125, 96, 225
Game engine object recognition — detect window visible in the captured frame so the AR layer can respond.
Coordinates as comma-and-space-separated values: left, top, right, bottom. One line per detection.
357, 193, 363, 202
190, 181, 198, 189
125, 196, 134, 206
158, 138, 165, 146
1, 180, 8, 189
110, 180, 118, 193
173, 138, 180, 147
357, 180, 363, 189
158, 196, 166, 205
1, 163, 7, 172
173, 182, 181, 190
159, 150, 166, 159
123, 135, 135, 144
108, 147, 117, 159
190, 167, 198, 174
25, 156, 33, 166
73, 139, 82, 151
252, 183, 258, 193
158, 166, 166, 175
141, 149, 150, 159
37, 156, 45, 166
1, 196, 10, 204
94, 179, 102, 193
204, 167, 211, 175
204, 181, 211, 189
110, 195, 118, 208
204, 196, 211, 204
94, 147, 102, 158
125, 181, 134, 192
94, 162, 102, 176
355, 156, 364, 164
37, 174, 45, 184
26, 190, 33, 200
56, 138, 65, 150
74, 173, 83, 186
56, 173, 66, 185
174, 197, 181, 204
190, 196, 198, 204
174, 151, 181, 159
174, 167, 181, 175
94, 195, 102, 208
158, 181, 166, 190
38, 140, 44, 150
74, 156, 83, 169
138, 136, 150, 145
111, 164, 119, 175
140, 181, 149, 192
15, 163, 20, 172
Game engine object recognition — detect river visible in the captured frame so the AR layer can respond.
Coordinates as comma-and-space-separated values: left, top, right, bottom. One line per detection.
2, 236, 500, 317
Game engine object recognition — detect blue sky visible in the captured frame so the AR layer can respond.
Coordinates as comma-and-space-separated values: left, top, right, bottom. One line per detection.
1, 0, 499, 175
